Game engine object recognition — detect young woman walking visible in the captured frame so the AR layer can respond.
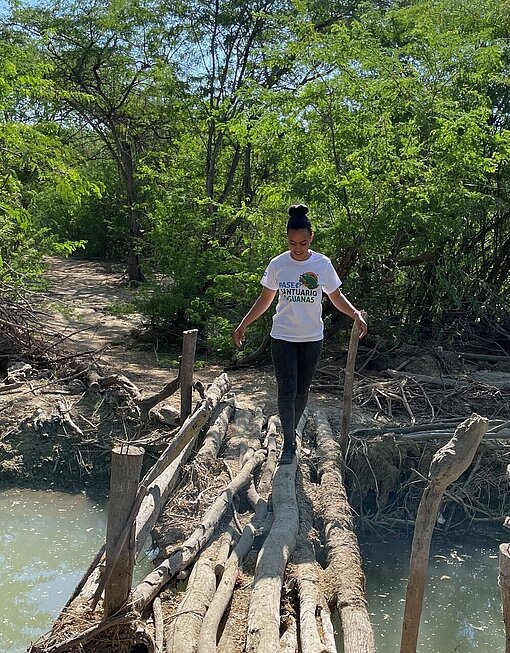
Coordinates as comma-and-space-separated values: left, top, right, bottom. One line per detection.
233, 204, 367, 464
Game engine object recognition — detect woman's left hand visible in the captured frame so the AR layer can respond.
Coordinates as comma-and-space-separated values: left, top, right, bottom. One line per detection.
354, 310, 368, 338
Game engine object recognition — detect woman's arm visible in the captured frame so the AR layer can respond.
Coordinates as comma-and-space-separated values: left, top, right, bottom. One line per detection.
233, 287, 277, 347
327, 288, 368, 338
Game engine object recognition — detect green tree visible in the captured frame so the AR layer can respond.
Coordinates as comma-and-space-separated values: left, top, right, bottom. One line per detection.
14, 0, 186, 281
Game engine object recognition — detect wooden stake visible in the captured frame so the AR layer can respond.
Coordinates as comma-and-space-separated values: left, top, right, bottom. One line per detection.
181, 329, 198, 420
500, 543, 510, 653
340, 311, 365, 453
104, 444, 144, 618
399, 414, 488, 653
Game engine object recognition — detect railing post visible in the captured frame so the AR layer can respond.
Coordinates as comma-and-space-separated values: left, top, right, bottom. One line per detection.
500, 542, 510, 653
104, 444, 144, 617
181, 329, 198, 421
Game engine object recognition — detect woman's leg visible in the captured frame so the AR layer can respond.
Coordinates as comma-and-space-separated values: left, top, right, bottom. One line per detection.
295, 339, 323, 427
271, 337, 298, 445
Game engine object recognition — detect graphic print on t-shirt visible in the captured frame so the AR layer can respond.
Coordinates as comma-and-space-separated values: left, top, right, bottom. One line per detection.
279, 271, 320, 303
299, 272, 319, 289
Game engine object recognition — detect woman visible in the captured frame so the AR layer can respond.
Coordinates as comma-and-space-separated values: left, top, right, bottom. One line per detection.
233, 204, 367, 464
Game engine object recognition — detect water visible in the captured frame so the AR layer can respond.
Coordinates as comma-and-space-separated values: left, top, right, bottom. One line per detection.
0, 488, 107, 653
1, 489, 506, 653
358, 530, 505, 652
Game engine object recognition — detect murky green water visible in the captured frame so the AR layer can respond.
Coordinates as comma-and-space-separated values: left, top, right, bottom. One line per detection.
0, 488, 107, 653
357, 530, 505, 652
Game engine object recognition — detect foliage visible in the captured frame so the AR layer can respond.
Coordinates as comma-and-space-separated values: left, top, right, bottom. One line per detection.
0, 27, 90, 286
2, 0, 509, 353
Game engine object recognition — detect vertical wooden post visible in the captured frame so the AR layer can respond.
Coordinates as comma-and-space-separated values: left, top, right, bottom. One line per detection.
181, 329, 198, 421
340, 311, 366, 453
104, 444, 144, 617
500, 543, 510, 653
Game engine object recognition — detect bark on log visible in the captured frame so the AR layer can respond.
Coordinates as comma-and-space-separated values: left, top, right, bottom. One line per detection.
131, 449, 267, 613
292, 466, 337, 653
257, 415, 279, 498
315, 410, 375, 653
166, 538, 221, 653
245, 424, 302, 653
143, 373, 231, 486
400, 414, 488, 653
195, 399, 235, 464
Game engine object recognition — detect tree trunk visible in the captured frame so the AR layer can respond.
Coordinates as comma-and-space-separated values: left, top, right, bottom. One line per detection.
400, 414, 488, 653
315, 410, 375, 653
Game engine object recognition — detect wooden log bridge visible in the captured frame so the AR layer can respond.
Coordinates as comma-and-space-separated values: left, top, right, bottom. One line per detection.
28, 369, 378, 653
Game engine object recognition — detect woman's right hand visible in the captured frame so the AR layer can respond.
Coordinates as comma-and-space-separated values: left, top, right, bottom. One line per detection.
233, 323, 246, 348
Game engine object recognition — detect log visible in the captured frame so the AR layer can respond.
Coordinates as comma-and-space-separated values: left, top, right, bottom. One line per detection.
340, 312, 365, 452
399, 414, 488, 653
245, 421, 303, 653
137, 376, 180, 423
131, 448, 267, 613
280, 616, 298, 652
181, 329, 198, 420
227, 407, 264, 466
153, 596, 164, 653
104, 444, 144, 618
385, 369, 467, 388
292, 464, 337, 653
214, 526, 235, 577
500, 543, 510, 653
142, 373, 231, 486
195, 398, 235, 464
135, 399, 234, 553
166, 538, 222, 653
315, 410, 375, 653
197, 501, 271, 653
57, 377, 231, 622
257, 415, 279, 498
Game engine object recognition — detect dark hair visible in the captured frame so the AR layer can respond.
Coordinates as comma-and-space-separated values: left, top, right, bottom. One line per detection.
287, 204, 312, 233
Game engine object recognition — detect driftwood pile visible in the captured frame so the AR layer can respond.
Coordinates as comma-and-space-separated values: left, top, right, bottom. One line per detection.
27, 368, 376, 653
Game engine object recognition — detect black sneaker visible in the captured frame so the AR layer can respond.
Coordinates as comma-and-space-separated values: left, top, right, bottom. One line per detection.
279, 441, 296, 465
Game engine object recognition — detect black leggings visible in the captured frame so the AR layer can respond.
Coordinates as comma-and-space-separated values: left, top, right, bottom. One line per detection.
271, 337, 323, 444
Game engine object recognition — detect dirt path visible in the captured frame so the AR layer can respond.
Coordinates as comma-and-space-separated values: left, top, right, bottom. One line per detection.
42, 257, 279, 412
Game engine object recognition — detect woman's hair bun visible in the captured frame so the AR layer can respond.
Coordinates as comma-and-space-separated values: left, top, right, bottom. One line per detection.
288, 203, 309, 218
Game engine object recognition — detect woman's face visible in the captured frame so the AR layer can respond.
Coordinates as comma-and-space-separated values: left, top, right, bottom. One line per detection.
287, 228, 314, 261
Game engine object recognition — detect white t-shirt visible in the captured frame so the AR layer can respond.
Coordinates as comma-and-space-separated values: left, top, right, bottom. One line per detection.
261, 250, 342, 342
